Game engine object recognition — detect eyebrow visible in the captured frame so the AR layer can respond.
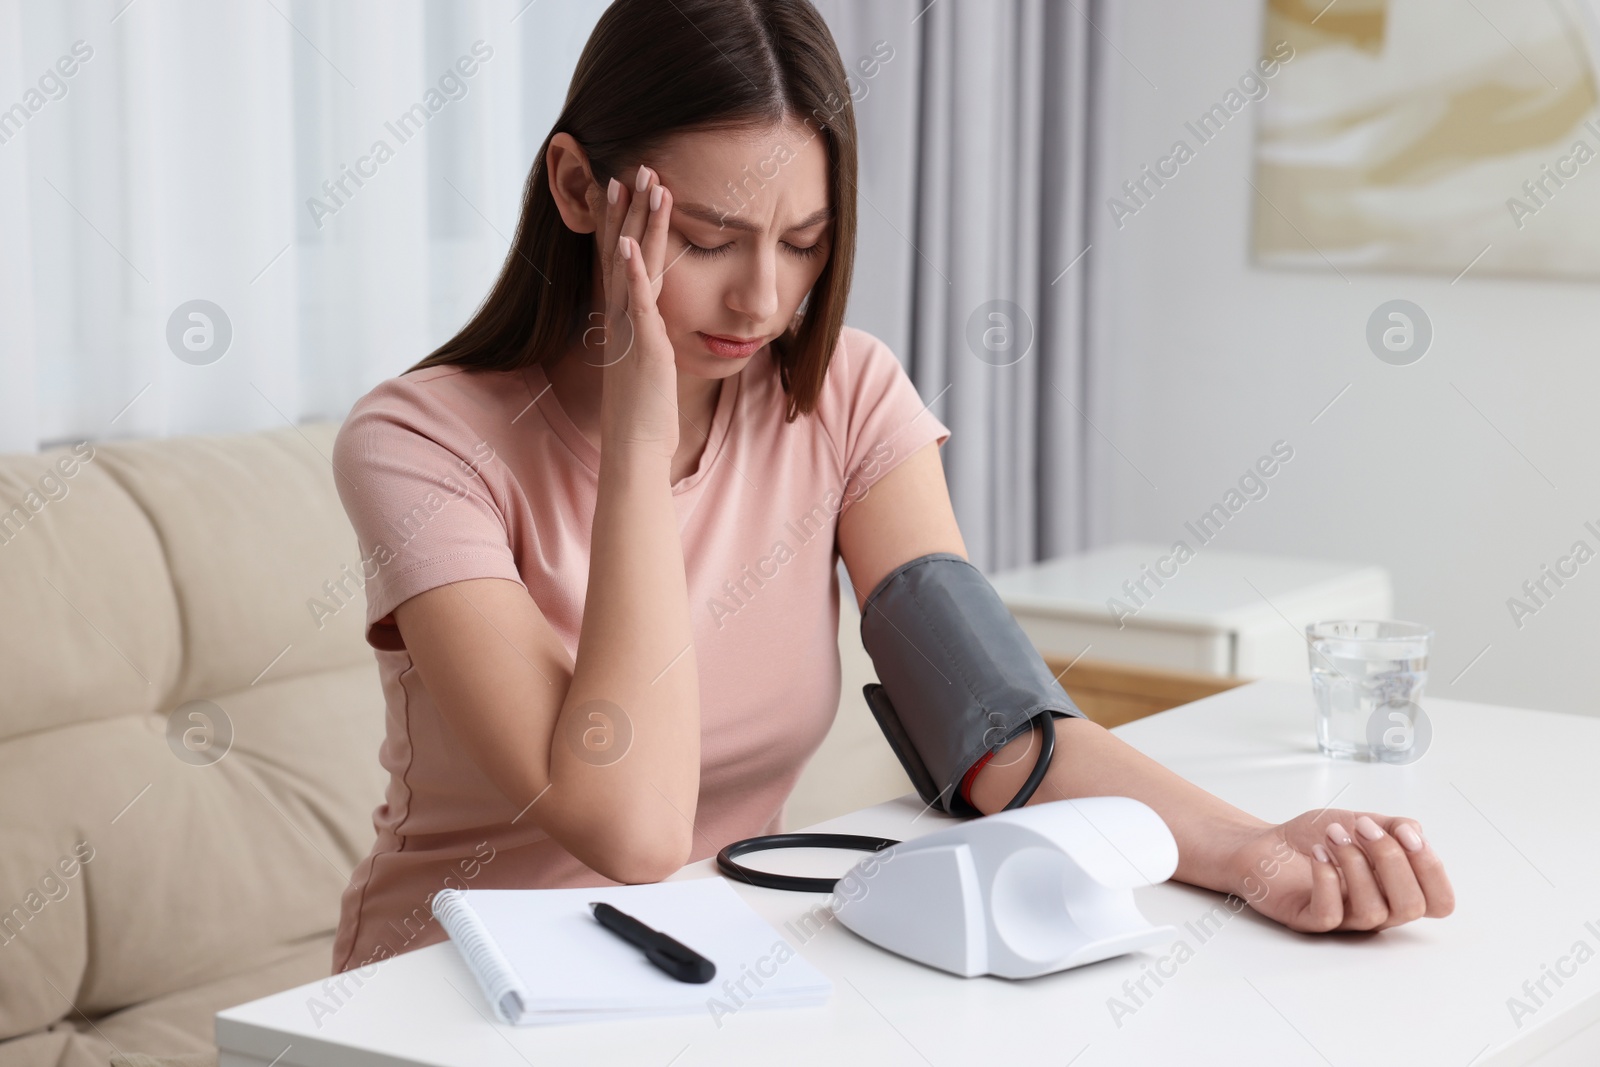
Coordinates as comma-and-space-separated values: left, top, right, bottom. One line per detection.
673, 202, 834, 234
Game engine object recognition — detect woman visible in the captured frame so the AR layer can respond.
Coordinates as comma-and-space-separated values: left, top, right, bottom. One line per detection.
329, 0, 1452, 975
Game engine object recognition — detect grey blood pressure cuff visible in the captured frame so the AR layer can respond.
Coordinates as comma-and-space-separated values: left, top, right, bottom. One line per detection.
860, 552, 1088, 819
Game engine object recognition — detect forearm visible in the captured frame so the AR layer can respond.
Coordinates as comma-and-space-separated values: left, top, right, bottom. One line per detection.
966, 716, 1267, 894
555, 446, 700, 859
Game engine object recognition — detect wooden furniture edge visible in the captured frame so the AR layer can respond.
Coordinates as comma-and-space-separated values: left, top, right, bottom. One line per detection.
1042, 654, 1252, 729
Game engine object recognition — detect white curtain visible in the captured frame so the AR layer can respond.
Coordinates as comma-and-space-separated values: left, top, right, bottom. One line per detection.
2, 0, 1097, 572
0, 0, 610, 453
814, 0, 1096, 572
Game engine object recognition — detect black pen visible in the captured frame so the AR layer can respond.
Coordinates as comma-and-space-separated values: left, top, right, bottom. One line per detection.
589, 902, 716, 984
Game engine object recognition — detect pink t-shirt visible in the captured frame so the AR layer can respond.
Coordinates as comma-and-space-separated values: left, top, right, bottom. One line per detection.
328, 325, 949, 973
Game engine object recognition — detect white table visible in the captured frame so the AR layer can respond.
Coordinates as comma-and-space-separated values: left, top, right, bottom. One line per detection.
217, 680, 1600, 1066
988, 544, 1393, 678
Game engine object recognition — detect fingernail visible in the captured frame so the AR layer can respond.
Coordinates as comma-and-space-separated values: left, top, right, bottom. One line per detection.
618, 234, 631, 261
1396, 824, 1424, 852
1355, 815, 1385, 842
1312, 843, 1331, 863
1326, 821, 1352, 847
635, 166, 650, 193
650, 184, 662, 211
607, 177, 619, 205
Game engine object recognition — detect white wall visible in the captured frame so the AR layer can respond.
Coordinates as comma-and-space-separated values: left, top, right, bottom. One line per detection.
1087, 0, 1600, 717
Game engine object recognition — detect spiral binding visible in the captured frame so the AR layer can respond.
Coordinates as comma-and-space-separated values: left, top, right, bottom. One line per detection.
432, 888, 529, 1024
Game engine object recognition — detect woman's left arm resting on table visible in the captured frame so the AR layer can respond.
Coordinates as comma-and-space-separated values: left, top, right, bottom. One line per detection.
836, 441, 1456, 935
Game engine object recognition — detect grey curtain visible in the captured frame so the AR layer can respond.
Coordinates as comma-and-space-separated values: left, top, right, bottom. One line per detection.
815, 0, 1096, 573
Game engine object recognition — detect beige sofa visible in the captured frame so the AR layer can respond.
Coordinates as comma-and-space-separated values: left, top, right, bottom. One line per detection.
0, 421, 909, 1066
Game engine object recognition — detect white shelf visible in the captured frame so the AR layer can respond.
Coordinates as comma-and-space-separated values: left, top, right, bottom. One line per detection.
988, 543, 1393, 678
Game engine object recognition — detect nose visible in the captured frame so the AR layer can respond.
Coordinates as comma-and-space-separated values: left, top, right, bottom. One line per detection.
725, 244, 780, 326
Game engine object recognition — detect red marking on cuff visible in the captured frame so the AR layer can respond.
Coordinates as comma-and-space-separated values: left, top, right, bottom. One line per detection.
959, 750, 997, 809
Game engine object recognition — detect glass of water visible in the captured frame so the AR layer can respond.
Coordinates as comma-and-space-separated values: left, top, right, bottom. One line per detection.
1305, 620, 1432, 762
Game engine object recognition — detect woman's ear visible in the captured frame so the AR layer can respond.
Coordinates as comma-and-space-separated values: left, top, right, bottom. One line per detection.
547, 132, 601, 234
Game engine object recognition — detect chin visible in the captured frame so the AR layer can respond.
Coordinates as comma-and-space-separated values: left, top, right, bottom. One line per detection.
676, 354, 753, 379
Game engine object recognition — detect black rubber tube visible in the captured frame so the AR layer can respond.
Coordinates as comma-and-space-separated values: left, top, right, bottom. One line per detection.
715, 710, 1056, 892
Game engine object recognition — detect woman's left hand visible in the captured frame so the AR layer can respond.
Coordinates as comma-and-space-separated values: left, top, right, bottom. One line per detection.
1222, 809, 1456, 933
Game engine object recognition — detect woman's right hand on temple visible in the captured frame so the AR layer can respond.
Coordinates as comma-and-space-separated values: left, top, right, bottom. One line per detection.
596, 165, 679, 461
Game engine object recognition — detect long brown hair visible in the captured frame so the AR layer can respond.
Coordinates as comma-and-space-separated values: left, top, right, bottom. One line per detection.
407, 0, 858, 422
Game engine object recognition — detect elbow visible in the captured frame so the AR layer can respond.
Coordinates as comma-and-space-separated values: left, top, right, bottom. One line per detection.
607, 854, 687, 886
591, 823, 693, 885
536, 779, 696, 883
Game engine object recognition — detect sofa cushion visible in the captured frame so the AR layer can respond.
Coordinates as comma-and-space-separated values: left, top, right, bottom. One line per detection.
0, 827, 92, 1041
0, 660, 386, 1025
0, 443, 182, 739
0, 423, 388, 1052
0, 934, 334, 1067
94, 423, 373, 706
96, 934, 337, 1067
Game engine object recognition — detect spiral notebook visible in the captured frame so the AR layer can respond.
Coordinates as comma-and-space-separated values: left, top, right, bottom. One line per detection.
432, 878, 832, 1026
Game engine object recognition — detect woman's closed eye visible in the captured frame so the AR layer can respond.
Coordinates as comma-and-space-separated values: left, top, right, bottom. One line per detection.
680, 238, 825, 260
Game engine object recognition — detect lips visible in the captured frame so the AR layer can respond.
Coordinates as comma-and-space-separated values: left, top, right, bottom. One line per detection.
698, 332, 766, 359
